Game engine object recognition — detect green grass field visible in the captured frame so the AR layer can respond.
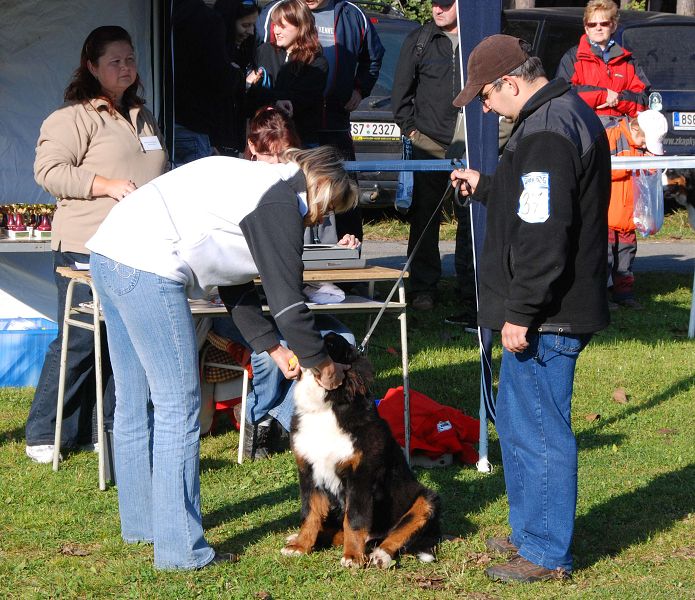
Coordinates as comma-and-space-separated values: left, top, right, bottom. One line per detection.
363, 207, 695, 242
1, 271, 693, 599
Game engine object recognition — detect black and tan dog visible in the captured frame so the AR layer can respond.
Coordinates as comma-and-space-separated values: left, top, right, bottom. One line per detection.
282, 334, 441, 568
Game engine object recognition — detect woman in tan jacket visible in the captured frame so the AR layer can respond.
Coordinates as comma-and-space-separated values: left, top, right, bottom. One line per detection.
25, 26, 168, 464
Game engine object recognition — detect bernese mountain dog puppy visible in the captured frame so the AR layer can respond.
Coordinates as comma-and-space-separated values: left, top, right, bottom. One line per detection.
282, 333, 441, 568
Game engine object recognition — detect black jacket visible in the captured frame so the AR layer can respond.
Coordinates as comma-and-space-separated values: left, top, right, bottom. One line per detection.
391, 21, 460, 146
172, 0, 240, 139
247, 44, 328, 145
473, 79, 611, 334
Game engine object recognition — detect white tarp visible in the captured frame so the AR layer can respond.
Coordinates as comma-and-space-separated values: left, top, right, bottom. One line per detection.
0, 0, 155, 319
0, 0, 155, 205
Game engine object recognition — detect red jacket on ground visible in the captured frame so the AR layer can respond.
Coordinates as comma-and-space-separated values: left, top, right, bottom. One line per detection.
377, 386, 479, 465
556, 34, 649, 119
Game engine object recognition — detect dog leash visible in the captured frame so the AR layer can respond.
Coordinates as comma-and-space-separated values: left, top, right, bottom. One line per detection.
357, 159, 470, 354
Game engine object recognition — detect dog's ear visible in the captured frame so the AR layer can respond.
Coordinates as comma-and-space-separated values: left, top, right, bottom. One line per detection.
342, 357, 373, 399
323, 332, 360, 365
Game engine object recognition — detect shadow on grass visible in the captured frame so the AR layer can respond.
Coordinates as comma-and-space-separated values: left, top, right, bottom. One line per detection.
574, 463, 695, 570
204, 484, 298, 552
0, 424, 26, 447
204, 484, 297, 530
580, 372, 695, 439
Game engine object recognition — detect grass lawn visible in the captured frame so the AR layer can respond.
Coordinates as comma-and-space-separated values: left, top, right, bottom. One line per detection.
363, 207, 695, 242
1, 271, 693, 599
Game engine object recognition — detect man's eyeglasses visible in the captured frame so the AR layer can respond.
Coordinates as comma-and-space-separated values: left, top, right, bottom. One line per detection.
586, 20, 612, 28
477, 80, 502, 105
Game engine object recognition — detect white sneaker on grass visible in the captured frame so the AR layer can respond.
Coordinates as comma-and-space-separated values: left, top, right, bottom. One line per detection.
26, 444, 62, 464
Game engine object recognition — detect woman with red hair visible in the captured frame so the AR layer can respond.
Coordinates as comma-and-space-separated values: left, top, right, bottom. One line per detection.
246, 0, 327, 146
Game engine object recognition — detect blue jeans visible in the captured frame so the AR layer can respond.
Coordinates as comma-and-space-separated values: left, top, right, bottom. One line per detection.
90, 254, 214, 569
496, 332, 591, 572
173, 124, 212, 166
26, 250, 115, 446
212, 315, 355, 431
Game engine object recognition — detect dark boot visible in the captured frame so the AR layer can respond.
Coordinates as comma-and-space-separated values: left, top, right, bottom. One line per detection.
243, 417, 275, 460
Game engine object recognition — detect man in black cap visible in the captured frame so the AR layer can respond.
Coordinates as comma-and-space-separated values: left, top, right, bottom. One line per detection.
392, 0, 474, 316
452, 35, 611, 582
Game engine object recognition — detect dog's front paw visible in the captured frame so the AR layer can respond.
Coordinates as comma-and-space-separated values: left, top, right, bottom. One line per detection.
368, 547, 393, 569
281, 543, 307, 557
340, 553, 366, 568
285, 532, 299, 544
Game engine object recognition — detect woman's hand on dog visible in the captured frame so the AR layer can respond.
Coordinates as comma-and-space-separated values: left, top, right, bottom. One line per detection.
314, 357, 349, 390
269, 345, 301, 380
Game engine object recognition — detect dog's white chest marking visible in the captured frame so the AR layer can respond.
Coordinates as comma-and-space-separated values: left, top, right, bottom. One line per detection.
293, 375, 355, 497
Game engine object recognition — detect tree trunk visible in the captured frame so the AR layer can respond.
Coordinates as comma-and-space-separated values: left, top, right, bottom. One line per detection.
514, 0, 535, 8
677, 0, 695, 15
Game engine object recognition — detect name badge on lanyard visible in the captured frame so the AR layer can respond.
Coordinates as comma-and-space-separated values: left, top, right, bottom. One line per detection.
140, 136, 163, 152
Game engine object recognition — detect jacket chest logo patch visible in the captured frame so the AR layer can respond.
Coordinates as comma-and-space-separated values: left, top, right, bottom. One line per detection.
518, 172, 550, 223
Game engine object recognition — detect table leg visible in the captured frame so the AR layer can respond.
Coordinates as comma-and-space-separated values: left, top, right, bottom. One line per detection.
689, 266, 695, 339
92, 285, 106, 491
53, 279, 75, 471
398, 280, 411, 466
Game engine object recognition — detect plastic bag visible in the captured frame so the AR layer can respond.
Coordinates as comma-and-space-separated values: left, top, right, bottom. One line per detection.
395, 136, 414, 213
632, 168, 664, 237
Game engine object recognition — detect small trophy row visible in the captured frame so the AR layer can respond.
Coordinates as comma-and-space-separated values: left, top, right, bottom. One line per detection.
1, 204, 55, 239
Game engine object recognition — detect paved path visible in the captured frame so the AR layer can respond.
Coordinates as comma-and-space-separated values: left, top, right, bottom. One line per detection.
363, 238, 695, 276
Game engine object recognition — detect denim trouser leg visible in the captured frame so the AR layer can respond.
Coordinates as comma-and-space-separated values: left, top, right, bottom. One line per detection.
26, 250, 116, 446
173, 124, 212, 167
495, 332, 590, 572
249, 316, 355, 431
90, 254, 214, 569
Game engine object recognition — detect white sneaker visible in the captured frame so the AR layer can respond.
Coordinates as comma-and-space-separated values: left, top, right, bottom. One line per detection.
26, 444, 62, 464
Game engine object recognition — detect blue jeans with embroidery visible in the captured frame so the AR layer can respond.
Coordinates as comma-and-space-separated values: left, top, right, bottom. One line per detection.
495, 331, 591, 572
90, 253, 215, 569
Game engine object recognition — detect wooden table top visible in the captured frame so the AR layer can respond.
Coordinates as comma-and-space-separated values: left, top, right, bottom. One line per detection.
57, 264, 407, 283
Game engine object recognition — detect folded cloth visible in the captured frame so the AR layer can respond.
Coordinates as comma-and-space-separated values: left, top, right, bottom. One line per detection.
302, 282, 346, 304
377, 386, 480, 465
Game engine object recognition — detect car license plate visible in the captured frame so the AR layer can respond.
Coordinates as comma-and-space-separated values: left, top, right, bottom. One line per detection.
350, 121, 401, 141
673, 111, 695, 130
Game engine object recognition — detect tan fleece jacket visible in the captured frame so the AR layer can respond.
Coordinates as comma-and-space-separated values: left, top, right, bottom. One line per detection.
34, 99, 168, 253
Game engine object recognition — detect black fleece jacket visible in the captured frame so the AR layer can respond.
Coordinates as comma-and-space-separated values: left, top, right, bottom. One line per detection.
391, 21, 461, 146
473, 79, 611, 334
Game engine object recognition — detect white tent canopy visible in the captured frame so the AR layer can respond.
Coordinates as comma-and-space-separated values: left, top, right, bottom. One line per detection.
0, 0, 159, 320
0, 0, 157, 205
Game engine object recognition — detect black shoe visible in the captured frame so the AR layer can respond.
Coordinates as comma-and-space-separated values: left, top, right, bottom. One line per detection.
197, 551, 240, 569
273, 422, 290, 453
411, 293, 435, 311
243, 418, 276, 460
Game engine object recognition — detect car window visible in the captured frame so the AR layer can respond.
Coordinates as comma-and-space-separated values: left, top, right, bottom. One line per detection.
622, 26, 695, 90
542, 23, 584, 78
503, 19, 539, 47
371, 25, 417, 97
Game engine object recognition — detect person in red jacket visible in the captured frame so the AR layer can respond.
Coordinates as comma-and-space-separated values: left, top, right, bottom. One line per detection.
556, 0, 649, 125
606, 109, 668, 309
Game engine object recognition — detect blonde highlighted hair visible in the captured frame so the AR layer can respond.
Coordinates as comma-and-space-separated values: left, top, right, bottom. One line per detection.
584, 0, 619, 26
282, 146, 358, 225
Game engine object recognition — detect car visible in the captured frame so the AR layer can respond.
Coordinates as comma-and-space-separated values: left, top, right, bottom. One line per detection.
350, 2, 419, 209
351, 6, 695, 220
504, 8, 695, 218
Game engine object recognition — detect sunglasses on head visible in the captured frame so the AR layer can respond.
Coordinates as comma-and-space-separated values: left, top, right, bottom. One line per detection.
586, 20, 612, 28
